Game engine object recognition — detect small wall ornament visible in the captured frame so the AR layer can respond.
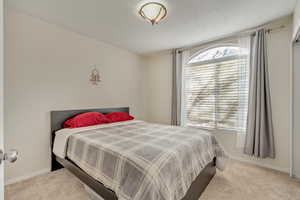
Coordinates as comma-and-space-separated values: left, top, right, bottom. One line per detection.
90, 67, 101, 85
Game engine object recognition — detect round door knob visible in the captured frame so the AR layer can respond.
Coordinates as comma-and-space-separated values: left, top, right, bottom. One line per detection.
0, 149, 18, 164
4, 149, 18, 163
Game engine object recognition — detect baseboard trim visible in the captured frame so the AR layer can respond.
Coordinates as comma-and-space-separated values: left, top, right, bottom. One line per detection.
5, 168, 51, 186
217, 146, 290, 174
230, 156, 289, 174
292, 170, 300, 179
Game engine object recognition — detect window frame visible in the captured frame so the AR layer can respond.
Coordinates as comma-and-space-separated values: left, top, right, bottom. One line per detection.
188, 43, 243, 63
182, 43, 248, 132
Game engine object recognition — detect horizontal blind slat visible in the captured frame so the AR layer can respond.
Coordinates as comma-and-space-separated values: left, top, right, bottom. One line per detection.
183, 56, 248, 130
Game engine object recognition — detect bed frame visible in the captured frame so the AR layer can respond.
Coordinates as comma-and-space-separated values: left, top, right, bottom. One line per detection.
50, 107, 216, 200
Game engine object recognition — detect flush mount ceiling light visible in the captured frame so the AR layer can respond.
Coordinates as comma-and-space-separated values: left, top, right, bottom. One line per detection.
139, 2, 167, 25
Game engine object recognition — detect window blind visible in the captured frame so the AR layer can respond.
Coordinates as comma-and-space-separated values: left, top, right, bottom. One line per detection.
183, 57, 248, 131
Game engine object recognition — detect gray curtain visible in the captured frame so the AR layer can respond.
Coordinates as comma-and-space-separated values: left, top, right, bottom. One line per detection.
171, 49, 182, 126
244, 29, 275, 158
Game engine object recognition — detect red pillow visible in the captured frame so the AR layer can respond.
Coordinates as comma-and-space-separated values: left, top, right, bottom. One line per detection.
64, 112, 110, 128
105, 112, 134, 123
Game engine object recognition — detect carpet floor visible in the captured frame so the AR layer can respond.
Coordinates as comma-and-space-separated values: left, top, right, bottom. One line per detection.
5, 160, 300, 200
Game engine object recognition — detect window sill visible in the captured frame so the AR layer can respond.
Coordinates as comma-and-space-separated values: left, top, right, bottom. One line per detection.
185, 125, 238, 134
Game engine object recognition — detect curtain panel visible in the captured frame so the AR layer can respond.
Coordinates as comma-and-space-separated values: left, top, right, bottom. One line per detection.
244, 29, 275, 158
171, 49, 183, 126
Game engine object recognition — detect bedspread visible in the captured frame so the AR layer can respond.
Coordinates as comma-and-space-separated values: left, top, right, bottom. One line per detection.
60, 121, 226, 200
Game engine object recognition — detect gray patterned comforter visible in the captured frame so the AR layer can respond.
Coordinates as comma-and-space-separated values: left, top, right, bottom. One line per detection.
66, 121, 226, 200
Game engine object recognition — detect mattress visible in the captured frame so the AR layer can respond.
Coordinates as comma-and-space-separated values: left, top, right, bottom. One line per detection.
53, 120, 226, 200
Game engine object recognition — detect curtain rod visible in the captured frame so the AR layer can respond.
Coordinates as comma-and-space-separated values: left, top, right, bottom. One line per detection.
178, 24, 286, 52
266, 25, 285, 33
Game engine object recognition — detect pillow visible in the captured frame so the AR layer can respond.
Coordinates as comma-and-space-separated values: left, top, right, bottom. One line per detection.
105, 112, 134, 123
64, 112, 111, 128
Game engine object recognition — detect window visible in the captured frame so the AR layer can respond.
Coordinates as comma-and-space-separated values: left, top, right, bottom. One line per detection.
182, 45, 249, 131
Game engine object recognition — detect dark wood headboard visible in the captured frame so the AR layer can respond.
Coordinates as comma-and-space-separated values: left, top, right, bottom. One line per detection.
50, 107, 130, 171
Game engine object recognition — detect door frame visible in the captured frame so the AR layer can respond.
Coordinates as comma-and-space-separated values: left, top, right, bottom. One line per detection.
291, 25, 300, 178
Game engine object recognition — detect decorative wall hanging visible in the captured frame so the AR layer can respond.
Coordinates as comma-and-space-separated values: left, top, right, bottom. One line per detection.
90, 67, 101, 85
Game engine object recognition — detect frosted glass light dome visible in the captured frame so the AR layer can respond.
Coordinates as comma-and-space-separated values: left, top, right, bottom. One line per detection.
139, 2, 167, 25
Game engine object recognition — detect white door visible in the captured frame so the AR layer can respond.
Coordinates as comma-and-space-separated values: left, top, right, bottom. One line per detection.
293, 41, 300, 179
0, 0, 4, 199
0, 2, 19, 198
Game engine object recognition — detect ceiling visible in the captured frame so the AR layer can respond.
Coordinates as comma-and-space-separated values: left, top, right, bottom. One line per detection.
7, 0, 297, 54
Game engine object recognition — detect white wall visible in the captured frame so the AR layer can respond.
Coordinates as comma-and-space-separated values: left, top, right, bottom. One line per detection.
4, 9, 145, 183
143, 16, 293, 173
142, 52, 172, 125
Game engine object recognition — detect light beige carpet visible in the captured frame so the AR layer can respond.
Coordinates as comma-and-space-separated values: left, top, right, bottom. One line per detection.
5, 160, 300, 200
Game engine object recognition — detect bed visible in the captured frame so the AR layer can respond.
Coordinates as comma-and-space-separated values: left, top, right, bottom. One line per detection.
51, 107, 223, 200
